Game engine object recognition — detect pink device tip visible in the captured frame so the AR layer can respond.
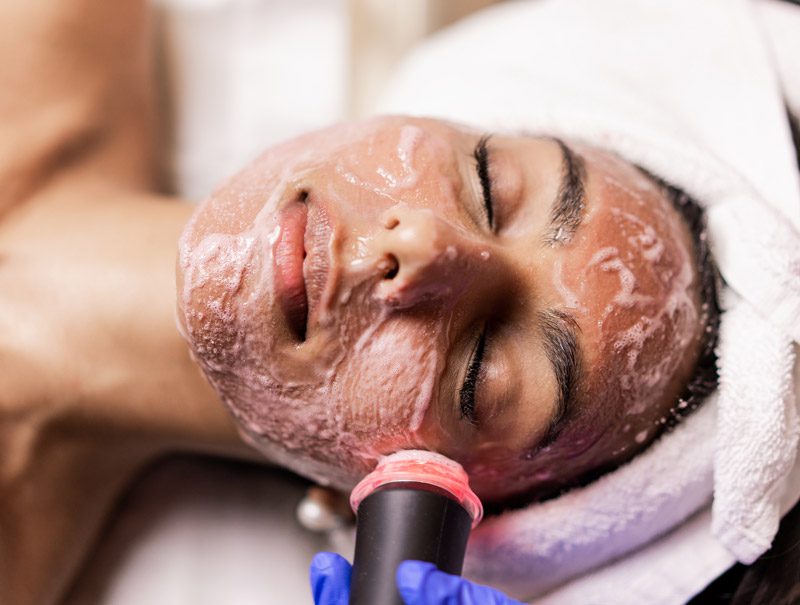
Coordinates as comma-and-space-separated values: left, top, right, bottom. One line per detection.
349, 450, 484, 528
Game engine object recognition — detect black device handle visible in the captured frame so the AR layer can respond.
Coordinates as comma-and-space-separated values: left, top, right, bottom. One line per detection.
348, 482, 473, 605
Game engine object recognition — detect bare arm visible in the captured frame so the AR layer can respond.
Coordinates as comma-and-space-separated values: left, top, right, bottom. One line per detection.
0, 0, 157, 216
0, 4, 251, 604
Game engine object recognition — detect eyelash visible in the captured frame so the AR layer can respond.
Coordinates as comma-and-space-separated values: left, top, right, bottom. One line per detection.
460, 329, 487, 425
459, 135, 495, 426
473, 135, 495, 229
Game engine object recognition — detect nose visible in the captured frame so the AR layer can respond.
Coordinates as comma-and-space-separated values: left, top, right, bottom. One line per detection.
368, 205, 495, 309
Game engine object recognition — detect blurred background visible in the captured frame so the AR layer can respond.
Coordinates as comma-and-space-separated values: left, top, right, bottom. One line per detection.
154, 0, 502, 199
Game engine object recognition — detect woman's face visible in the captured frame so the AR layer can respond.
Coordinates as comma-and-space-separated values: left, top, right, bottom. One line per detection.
177, 116, 704, 503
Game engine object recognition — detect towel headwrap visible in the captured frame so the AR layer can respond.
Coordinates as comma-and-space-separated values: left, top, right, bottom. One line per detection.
378, 0, 800, 602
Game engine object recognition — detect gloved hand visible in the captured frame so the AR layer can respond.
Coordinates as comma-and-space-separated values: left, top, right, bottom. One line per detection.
395, 561, 525, 605
310, 552, 351, 605
310, 552, 524, 605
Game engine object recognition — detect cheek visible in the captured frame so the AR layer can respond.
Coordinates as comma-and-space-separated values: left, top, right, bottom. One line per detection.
177, 228, 260, 372
331, 317, 444, 451
192, 279, 448, 486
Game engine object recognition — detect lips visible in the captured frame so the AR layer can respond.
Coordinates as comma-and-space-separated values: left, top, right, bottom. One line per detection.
274, 202, 310, 340
273, 199, 333, 341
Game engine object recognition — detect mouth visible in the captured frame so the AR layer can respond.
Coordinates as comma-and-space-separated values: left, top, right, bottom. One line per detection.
273, 196, 333, 342
274, 201, 310, 340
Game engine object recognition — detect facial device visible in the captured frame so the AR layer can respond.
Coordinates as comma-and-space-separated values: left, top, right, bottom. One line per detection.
348, 450, 483, 605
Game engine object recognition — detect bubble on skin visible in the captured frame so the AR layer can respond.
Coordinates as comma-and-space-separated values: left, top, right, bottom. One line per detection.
612, 245, 696, 418
374, 126, 422, 190
376, 166, 399, 187
610, 207, 665, 263
177, 230, 258, 364
397, 125, 422, 177
599, 158, 660, 204
226, 263, 442, 482
181, 124, 704, 493
603, 174, 648, 206
334, 314, 439, 435
335, 163, 402, 205
587, 247, 653, 322
550, 226, 567, 244
552, 257, 587, 314
570, 146, 701, 430
336, 165, 360, 186
342, 125, 423, 194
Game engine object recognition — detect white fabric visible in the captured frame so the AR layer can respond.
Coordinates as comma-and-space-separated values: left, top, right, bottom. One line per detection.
712, 294, 798, 561
757, 0, 800, 119
154, 0, 347, 201
70, 458, 345, 604
378, 0, 800, 602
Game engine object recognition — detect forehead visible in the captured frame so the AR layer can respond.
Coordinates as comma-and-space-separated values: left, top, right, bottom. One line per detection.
550, 143, 699, 420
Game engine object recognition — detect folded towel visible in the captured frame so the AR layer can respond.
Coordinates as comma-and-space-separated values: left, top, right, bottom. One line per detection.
378, 0, 800, 602
713, 294, 798, 563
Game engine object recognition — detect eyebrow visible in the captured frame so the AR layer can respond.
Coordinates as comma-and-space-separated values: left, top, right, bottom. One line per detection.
533, 309, 582, 452
545, 139, 587, 246
522, 138, 587, 455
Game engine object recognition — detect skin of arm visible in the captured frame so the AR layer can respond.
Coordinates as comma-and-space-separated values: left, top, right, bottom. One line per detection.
0, 2, 252, 604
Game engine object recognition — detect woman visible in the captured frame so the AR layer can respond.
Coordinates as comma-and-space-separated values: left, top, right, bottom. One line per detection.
0, 1, 797, 605
179, 0, 800, 601
176, 116, 715, 506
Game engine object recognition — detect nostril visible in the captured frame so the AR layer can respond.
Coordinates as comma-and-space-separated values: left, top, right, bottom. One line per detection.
379, 254, 399, 280
384, 216, 400, 230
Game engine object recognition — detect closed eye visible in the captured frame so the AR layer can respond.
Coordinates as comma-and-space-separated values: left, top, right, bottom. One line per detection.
460, 328, 487, 425
473, 135, 495, 230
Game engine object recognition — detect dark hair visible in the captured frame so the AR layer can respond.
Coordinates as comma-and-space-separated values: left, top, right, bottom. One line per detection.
655, 179, 721, 431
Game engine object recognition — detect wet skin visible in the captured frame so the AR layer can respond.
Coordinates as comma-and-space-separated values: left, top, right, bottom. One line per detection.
177, 116, 704, 504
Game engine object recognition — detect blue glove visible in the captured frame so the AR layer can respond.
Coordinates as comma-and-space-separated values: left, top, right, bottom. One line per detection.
310, 552, 351, 605
310, 552, 523, 605
396, 561, 524, 605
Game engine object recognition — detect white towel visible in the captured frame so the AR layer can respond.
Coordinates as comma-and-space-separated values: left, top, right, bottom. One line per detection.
378, 0, 800, 602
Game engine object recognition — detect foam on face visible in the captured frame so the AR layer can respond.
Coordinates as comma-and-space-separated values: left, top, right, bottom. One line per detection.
176, 122, 705, 499
552, 257, 586, 313
176, 119, 479, 488
566, 148, 700, 423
